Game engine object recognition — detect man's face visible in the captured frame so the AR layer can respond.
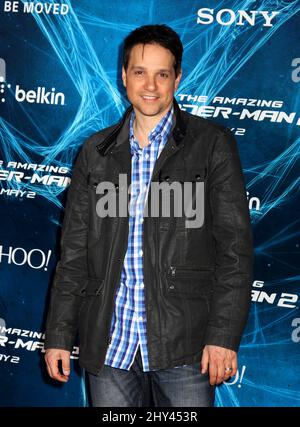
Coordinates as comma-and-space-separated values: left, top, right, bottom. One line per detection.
122, 43, 182, 118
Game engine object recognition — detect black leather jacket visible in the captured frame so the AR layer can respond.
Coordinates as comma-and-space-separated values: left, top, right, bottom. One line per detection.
44, 98, 253, 375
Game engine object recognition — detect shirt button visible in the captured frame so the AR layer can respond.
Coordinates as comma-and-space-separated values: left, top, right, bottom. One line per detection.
139, 250, 143, 256
140, 282, 144, 288
144, 153, 150, 159
140, 218, 144, 223
138, 316, 144, 321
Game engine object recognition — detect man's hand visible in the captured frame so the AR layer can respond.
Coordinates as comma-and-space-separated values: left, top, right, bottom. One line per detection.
201, 345, 237, 385
44, 349, 71, 382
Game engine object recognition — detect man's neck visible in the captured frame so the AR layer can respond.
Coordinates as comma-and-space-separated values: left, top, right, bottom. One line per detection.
133, 103, 173, 148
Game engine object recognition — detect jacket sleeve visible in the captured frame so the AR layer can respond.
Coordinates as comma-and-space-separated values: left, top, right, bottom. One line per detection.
203, 127, 254, 352
44, 140, 90, 352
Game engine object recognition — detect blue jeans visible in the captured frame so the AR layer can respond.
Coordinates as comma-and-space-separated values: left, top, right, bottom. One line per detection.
87, 346, 215, 407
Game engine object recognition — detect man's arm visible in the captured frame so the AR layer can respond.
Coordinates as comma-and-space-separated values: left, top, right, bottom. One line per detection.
201, 127, 254, 384
44, 139, 90, 380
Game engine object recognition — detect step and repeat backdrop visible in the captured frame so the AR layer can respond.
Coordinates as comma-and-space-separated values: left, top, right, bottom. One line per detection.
0, 0, 300, 407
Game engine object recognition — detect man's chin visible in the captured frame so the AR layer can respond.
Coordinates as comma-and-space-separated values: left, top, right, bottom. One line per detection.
140, 110, 162, 117
133, 103, 165, 117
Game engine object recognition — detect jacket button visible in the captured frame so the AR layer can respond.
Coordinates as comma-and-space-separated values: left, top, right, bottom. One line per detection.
195, 175, 201, 181
169, 285, 175, 290
164, 176, 170, 182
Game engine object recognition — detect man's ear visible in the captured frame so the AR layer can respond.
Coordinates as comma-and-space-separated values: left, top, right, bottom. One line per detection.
122, 66, 127, 88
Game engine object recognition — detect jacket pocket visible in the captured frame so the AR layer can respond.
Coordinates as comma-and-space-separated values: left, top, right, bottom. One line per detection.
166, 265, 214, 298
88, 169, 124, 236
167, 265, 214, 296
164, 265, 213, 357
157, 167, 207, 231
78, 278, 104, 348
168, 265, 214, 277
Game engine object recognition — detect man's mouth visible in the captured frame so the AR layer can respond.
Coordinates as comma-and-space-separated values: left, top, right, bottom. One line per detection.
141, 95, 159, 101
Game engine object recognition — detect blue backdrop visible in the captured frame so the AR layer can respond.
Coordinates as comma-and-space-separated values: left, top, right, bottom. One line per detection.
0, 0, 300, 407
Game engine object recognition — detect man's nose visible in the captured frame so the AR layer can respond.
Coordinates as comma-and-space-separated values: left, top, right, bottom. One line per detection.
144, 75, 157, 91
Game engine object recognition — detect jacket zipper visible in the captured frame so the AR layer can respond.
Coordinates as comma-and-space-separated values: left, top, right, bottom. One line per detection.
169, 265, 213, 277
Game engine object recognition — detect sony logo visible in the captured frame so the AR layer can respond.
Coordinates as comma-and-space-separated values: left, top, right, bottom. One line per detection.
197, 8, 280, 27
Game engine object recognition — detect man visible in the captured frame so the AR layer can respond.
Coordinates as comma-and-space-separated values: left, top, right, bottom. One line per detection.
44, 24, 253, 407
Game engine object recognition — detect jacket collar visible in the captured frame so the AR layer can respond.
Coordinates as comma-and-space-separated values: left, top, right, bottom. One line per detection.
96, 97, 187, 157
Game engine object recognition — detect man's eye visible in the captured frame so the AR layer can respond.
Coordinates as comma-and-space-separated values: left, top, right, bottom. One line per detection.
160, 73, 169, 78
134, 71, 143, 75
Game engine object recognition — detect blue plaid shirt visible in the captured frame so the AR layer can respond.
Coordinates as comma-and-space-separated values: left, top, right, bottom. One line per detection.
104, 105, 174, 371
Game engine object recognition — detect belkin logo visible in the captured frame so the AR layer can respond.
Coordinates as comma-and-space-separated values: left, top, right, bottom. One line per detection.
196, 8, 280, 27
15, 85, 65, 105
0, 59, 65, 106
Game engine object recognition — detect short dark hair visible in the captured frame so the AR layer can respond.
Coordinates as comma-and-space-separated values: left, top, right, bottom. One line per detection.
122, 24, 183, 77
